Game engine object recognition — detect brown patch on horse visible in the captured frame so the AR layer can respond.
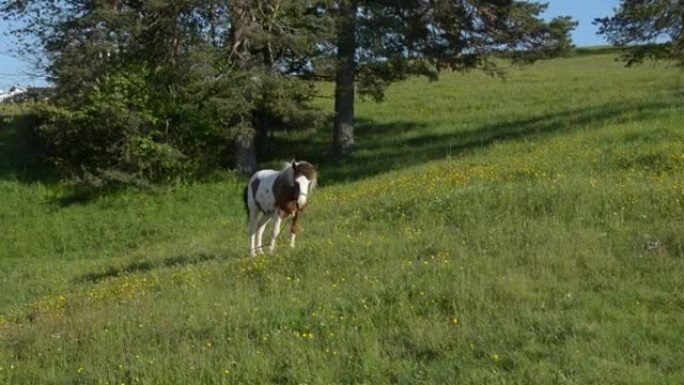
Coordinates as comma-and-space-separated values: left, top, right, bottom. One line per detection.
273, 174, 297, 214
278, 202, 298, 217
290, 211, 301, 234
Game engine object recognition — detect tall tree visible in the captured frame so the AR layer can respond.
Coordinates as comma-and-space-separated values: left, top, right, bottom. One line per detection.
329, 0, 577, 159
596, 0, 684, 66
225, 1, 332, 173
331, 1, 358, 160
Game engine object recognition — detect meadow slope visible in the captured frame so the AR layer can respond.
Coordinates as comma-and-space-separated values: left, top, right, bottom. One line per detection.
1, 51, 683, 384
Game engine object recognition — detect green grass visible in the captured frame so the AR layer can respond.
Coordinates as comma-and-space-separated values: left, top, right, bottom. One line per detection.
1, 52, 684, 384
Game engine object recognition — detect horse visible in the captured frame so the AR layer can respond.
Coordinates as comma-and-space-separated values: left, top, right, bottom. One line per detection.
243, 160, 317, 256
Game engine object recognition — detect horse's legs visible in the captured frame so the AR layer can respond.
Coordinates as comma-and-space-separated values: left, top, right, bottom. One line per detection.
290, 211, 300, 248
268, 211, 284, 253
248, 209, 261, 257
255, 215, 271, 255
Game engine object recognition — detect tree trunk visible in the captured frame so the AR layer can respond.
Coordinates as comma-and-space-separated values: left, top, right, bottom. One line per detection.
330, 1, 357, 161
253, 110, 272, 155
234, 130, 257, 175
230, 3, 258, 175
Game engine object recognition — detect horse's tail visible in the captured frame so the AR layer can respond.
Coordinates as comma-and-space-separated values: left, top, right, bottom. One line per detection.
243, 185, 249, 223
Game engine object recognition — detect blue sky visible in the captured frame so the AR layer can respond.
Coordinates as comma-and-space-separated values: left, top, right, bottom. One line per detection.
0, 0, 620, 90
545, 0, 620, 46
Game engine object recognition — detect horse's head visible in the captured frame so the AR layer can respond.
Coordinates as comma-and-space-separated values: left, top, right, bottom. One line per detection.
292, 161, 317, 209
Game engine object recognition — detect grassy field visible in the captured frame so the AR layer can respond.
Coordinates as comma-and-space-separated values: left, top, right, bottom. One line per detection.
1, 50, 683, 384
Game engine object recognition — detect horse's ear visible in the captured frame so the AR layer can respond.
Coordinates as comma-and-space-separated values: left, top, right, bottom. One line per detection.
292, 160, 297, 170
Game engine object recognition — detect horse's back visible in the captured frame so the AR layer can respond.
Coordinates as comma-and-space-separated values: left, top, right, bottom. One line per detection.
249, 169, 279, 189
252, 169, 279, 180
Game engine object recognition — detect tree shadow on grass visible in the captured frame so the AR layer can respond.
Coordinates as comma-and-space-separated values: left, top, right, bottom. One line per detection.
74, 253, 217, 284
0, 111, 136, 207
0, 112, 58, 183
3, 95, 680, 191
267, 98, 680, 185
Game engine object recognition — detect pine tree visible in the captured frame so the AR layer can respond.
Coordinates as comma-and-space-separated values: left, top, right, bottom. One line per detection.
329, 0, 577, 159
596, 0, 684, 66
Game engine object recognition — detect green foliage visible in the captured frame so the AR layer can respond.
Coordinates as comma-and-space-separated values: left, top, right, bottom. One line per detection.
2, 0, 576, 174
351, 0, 578, 99
34, 69, 191, 186
1, 53, 684, 384
596, 0, 684, 65
1, 0, 331, 183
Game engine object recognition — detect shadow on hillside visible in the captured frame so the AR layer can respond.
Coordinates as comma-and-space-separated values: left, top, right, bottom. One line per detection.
74, 253, 217, 284
267, 98, 679, 185
3, 95, 680, 189
0, 112, 57, 183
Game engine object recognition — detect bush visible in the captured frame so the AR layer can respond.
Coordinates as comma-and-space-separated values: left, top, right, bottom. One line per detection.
34, 70, 239, 187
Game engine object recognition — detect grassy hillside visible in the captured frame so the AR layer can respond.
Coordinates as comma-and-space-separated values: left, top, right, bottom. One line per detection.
1, 52, 683, 384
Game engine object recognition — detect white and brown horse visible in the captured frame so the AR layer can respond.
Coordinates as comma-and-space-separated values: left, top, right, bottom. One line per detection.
243, 161, 317, 256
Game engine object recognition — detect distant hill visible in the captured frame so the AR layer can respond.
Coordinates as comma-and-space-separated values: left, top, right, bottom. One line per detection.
572, 45, 624, 56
